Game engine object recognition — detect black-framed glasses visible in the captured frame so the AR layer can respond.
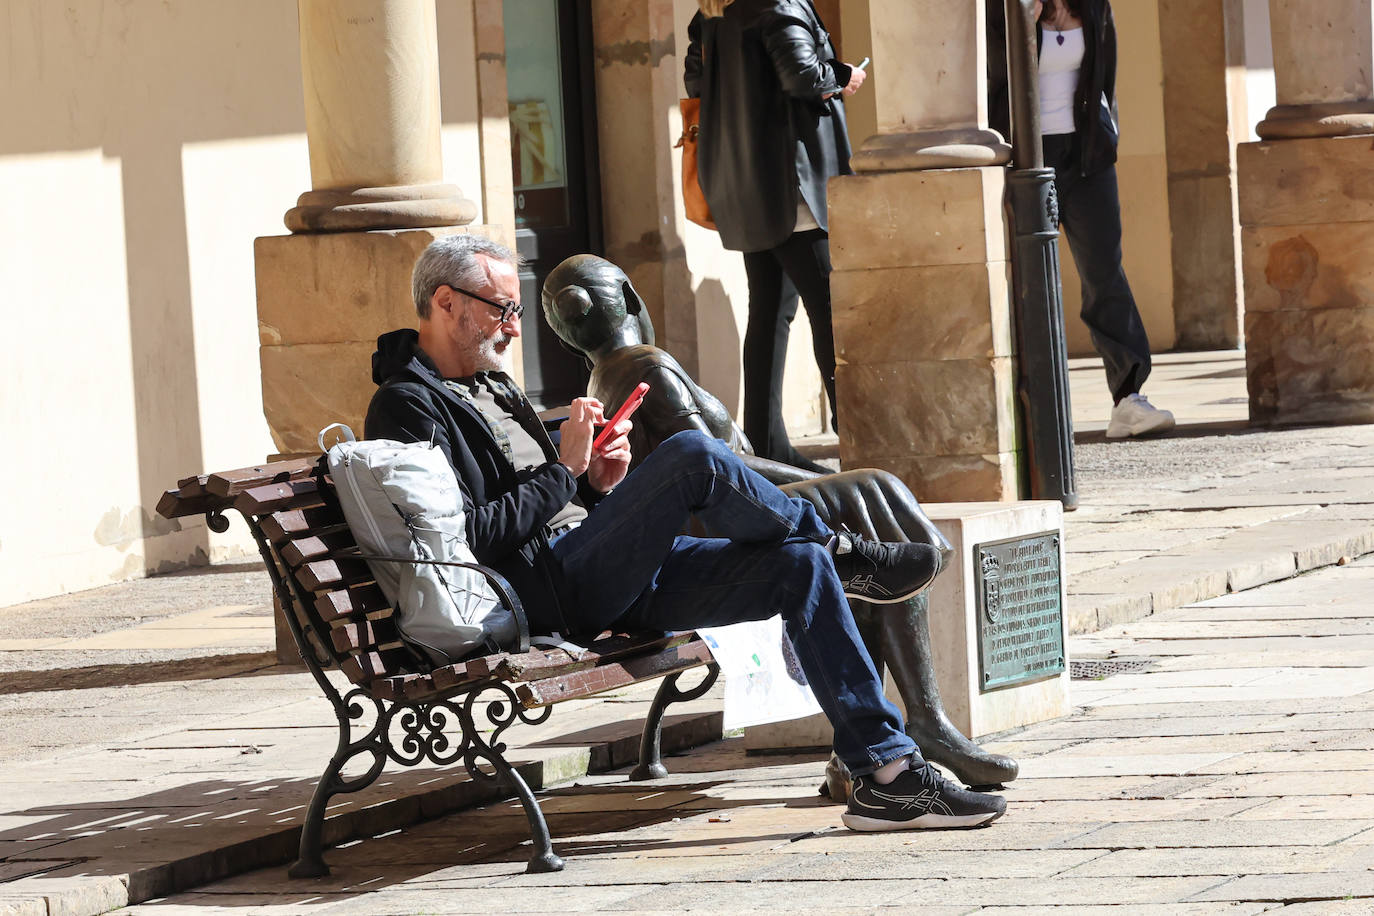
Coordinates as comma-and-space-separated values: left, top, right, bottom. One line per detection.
445, 284, 524, 322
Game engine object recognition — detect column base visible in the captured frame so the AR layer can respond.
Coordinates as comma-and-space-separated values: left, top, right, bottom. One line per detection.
852, 127, 1011, 173
284, 183, 479, 233
1255, 100, 1374, 140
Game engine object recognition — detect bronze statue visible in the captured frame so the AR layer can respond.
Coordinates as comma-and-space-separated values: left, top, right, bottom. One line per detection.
543, 254, 1018, 790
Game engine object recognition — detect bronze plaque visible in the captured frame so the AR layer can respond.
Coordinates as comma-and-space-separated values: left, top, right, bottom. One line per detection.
975, 531, 1065, 691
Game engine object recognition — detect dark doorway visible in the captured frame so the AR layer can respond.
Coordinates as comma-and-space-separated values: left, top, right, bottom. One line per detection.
504, 0, 602, 409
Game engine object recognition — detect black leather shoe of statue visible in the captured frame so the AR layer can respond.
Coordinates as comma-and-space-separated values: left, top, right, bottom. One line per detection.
842, 760, 1007, 832
831, 532, 942, 604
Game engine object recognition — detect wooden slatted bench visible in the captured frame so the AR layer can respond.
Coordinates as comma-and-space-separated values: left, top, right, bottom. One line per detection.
157, 457, 719, 876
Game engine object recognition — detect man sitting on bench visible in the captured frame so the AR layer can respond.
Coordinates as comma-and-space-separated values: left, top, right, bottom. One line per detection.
364, 234, 1007, 832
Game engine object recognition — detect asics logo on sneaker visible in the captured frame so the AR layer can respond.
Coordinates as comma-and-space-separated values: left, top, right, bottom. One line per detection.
853, 787, 954, 817
843, 575, 893, 597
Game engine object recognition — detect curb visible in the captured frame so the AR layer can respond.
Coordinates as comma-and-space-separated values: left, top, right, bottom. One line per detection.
0, 711, 724, 916
1067, 512, 1374, 634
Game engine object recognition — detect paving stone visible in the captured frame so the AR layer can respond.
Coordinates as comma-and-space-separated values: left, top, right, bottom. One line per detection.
613, 879, 940, 911
1187, 871, 1374, 903
1234, 795, 1374, 820
991, 775, 1223, 802
1060, 819, 1374, 848
1274, 902, 1374, 915
870, 875, 1228, 907
1175, 771, 1374, 798
0, 896, 47, 916
1187, 750, 1374, 775
1051, 735, 1288, 757
963, 906, 1275, 915
1025, 716, 1286, 741
1015, 753, 1239, 780
1057, 844, 1366, 878
1008, 797, 1265, 823
2, 875, 129, 916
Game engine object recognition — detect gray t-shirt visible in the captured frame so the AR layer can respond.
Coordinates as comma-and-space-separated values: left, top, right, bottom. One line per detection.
448, 374, 588, 534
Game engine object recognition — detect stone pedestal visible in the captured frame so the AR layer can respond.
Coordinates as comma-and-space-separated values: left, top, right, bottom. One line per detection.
745, 499, 1068, 752
919, 500, 1068, 738
1239, 135, 1374, 424
829, 166, 1020, 502
1239, 0, 1374, 423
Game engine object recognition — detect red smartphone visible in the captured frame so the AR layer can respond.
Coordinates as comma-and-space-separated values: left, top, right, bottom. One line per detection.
592, 382, 650, 452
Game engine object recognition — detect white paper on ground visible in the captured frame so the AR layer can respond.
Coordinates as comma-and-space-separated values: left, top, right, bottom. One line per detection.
696, 616, 822, 730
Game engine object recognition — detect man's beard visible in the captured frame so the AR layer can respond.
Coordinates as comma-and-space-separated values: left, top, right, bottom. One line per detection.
461, 312, 513, 372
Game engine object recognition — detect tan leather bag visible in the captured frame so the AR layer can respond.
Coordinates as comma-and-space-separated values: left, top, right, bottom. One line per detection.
676, 98, 716, 230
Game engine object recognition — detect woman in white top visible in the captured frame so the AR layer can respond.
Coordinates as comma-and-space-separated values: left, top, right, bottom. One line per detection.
989, 0, 1174, 438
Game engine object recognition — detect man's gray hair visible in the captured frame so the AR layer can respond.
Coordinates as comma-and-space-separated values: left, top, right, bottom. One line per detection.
412, 234, 518, 319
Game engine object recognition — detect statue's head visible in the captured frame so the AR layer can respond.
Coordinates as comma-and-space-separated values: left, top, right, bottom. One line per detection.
542, 255, 655, 356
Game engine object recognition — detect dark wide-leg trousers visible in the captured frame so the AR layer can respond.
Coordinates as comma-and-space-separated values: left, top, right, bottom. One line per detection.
740, 228, 838, 463
1043, 132, 1153, 403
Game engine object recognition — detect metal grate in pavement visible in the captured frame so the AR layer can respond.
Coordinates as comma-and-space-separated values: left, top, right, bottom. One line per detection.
1070, 657, 1156, 680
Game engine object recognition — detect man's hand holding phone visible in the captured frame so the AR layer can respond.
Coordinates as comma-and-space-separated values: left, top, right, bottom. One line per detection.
558, 384, 647, 493
587, 382, 646, 493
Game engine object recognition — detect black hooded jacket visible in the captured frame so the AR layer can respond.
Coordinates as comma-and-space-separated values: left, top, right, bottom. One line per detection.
986, 0, 1119, 176
685, 0, 853, 252
364, 329, 606, 636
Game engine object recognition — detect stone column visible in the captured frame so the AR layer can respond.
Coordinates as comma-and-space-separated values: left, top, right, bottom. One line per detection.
286, 0, 476, 232
256, 0, 508, 462
589, 0, 698, 374
1159, 0, 1246, 349
1239, 0, 1374, 424
830, 0, 1019, 501
1256, 0, 1374, 139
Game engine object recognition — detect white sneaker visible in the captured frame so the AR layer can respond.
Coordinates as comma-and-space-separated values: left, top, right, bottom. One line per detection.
1106, 393, 1175, 438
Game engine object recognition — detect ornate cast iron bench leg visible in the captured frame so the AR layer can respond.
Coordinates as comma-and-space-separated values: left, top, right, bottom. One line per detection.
458, 686, 564, 873
630, 664, 720, 781
290, 688, 389, 878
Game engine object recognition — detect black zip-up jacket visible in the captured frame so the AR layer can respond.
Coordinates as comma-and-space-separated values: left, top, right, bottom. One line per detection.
685, 0, 853, 252
364, 329, 606, 637
986, 0, 1119, 176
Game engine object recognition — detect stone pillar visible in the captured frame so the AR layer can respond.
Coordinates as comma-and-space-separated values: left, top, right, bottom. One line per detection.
256, 0, 507, 461
1239, 0, 1374, 424
1159, 0, 1246, 349
1255, 0, 1374, 139
286, 0, 476, 232
830, 0, 1019, 501
590, 0, 698, 374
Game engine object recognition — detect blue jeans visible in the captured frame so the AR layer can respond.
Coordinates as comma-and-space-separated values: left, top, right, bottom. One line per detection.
549, 430, 917, 776
1044, 132, 1153, 403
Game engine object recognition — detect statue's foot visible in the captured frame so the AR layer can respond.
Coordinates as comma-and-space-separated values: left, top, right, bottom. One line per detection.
907, 719, 1018, 789
819, 754, 851, 804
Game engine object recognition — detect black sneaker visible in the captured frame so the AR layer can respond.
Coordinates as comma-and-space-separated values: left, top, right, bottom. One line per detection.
831, 532, 941, 604
842, 761, 1007, 831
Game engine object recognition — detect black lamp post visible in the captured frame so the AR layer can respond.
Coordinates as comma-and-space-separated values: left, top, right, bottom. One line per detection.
1003, 0, 1077, 509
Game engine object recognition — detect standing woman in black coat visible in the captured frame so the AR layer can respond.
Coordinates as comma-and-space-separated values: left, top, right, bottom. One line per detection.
685, 0, 866, 470
988, 0, 1174, 438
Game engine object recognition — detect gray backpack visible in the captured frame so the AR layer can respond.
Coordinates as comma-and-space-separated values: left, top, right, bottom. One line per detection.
321, 425, 528, 666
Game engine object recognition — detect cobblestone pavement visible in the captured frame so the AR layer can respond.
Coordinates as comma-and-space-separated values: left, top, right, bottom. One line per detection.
114, 555, 1374, 915
3, 351, 1374, 915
